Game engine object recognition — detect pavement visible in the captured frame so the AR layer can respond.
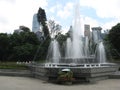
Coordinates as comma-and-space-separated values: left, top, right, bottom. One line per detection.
0, 76, 120, 90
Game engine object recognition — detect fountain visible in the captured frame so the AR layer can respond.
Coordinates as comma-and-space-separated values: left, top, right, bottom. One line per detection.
46, 39, 61, 63
84, 36, 90, 57
30, 1, 118, 82
65, 38, 72, 59
96, 42, 107, 63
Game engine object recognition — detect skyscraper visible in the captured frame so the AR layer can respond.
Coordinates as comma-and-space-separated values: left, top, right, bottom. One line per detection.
32, 14, 40, 33
84, 24, 90, 39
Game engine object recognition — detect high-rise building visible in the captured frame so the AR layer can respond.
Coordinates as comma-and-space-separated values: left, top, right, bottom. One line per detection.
84, 24, 90, 39
32, 14, 40, 33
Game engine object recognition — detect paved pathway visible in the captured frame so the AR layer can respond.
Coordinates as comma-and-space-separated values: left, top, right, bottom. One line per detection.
0, 76, 120, 90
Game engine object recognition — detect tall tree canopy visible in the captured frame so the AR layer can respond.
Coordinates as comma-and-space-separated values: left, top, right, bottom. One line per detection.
37, 7, 50, 38
48, 20, 61, 38
108, 23, 120, 53
0, 33, 10, 61
0, 31, 41, 62
19, 26, 30, 32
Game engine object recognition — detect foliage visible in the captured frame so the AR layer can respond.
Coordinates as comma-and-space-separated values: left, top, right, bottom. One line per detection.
56, 33, 67, 46
0, 7, 69, 62
57, 70, 74, 82
19, 26, 30, 32
109, 23, 120, 52
107, 23, 120, 59
0, 7, 53, 62
0, 30, 51, 62
33, 37, 51, 61
48, 20, 61, 38
37, 7, 50, 38
13, 43, 38, 61
37, 7, 47, 23
0, 33, 10, 61
54, 33, 68, 56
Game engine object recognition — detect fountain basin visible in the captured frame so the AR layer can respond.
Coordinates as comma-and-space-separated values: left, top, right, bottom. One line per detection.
29, 63, 118, 82
60, 57, 95, 63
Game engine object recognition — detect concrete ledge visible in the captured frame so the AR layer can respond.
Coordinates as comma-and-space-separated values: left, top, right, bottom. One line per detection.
29, 64, 118, 82
109, 71, 120, 79
0, 69, 32, 77
0, 65, 119, 83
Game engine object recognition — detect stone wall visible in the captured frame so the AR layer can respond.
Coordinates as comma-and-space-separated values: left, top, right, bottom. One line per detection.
0, 64, 118, 83
29, 64, 118, 82
0, 69, 32, 77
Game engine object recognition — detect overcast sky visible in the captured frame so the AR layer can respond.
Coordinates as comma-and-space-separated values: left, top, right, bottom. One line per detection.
0, 0, 120, 34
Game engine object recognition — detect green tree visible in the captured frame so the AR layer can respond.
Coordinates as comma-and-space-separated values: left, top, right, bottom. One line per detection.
0, 33, 10, 61
55, 33, 67, 56
108, 23, 120, 59
8, 31, 40, 61
0, 7, 54, 62
56, 33, 67, 46
48, 20, 61, 38
32, 7, 51, 61
37, 7, 50, 38
19, 26, 30, 32
13, 43, 38, 61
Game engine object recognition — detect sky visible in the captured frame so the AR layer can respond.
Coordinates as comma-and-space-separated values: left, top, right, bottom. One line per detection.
0, 0, 120, 34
